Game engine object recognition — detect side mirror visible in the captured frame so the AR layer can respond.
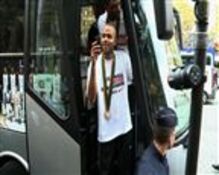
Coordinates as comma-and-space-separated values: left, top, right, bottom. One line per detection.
168, 64, 202, 90
153, 0, 174, 40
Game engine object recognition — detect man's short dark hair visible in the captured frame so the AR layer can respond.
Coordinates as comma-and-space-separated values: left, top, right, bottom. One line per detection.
153, 107, 178, 144
105, 0, 120, 7
105, 21, 117, 35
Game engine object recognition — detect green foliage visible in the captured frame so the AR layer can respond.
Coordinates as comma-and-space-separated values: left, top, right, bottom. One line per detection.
173, 0, 195, 47
208, 1, 219, 43
173, 0, 219, 46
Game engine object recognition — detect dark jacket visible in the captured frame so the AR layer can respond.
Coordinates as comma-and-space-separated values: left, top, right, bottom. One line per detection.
136, 143, 169, 175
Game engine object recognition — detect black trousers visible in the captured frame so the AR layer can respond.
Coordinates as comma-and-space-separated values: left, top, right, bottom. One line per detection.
99, 131, 133, 175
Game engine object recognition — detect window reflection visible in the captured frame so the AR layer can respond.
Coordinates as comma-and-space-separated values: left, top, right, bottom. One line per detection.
0, 1, 24, 52
29, 0, 69, 118
0, 0, 25, 132
135, 13, 166, 113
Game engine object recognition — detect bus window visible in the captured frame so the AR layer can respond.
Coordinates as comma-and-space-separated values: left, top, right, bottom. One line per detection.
28, 0, 70, 119
137, 23, 167, 111
0, 1, 24, 53
0, 1, 25, 133
0, 1, 28, 174
25, 1, 82, 174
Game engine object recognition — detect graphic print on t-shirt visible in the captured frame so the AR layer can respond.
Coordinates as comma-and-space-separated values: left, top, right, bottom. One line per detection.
101, 73, 124, 94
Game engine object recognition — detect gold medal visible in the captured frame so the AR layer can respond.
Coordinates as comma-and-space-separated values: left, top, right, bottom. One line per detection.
102, 52, 116, 120
104, 111, 110, 120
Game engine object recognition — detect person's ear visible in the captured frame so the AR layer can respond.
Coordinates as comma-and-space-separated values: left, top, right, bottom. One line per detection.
167, 136, 172, 149
169, 131, 176, 148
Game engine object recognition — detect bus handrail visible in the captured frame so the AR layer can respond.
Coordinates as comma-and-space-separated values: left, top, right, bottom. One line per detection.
0, 52, 24, 57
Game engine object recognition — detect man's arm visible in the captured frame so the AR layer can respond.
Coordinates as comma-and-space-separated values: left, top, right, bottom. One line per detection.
87, 59, 97, 104
86, 41, 101, 105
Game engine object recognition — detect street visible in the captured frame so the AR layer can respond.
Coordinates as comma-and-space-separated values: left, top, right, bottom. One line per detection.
168, 90, 219, 175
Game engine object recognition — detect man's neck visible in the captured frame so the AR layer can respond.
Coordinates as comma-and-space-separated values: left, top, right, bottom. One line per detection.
153, 140, 168, 156
104, 51, 114, 60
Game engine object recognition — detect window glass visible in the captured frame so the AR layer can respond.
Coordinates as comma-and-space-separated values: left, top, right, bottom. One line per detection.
28, 0, 70, 118
0, 0, 25, 133
138, 26, 167, 111
139, 0, 191, 134
80, 6, 96, 103
136, 1, 167, 114
0, 1, 24, 53
165, 38, 191, 133
182, 54, 212, 66
182, 55, 195, 65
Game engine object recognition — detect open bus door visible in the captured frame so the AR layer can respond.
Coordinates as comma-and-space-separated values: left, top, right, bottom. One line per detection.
25, 0, 84, 174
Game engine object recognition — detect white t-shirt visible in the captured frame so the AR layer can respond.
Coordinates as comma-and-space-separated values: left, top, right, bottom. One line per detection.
86, 50, 133, 142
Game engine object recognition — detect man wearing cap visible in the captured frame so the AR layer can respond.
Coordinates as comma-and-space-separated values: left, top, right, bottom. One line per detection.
136, 107, 178, 175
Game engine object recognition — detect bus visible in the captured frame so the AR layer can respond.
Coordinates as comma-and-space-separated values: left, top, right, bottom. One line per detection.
0, 0, 208, 175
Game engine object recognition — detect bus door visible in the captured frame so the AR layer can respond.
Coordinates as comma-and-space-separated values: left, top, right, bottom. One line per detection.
128, 1, 194, 174
76, 0, 157, 173
25, 0, 85, 174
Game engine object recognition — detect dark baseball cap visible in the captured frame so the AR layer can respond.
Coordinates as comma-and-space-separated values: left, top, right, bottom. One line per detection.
155, 107, 178, 128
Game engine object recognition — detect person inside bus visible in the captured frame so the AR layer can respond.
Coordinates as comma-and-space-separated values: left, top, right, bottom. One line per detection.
97, 0, 128, 51
87, 2, 106, 54
136, 107, 178, 175
86, 22, 133, 175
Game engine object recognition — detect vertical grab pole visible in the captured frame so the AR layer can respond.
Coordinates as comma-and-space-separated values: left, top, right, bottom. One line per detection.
186, 1, 209, 175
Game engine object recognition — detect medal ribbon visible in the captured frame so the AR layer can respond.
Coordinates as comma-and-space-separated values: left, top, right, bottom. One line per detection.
102, 52, 116, 119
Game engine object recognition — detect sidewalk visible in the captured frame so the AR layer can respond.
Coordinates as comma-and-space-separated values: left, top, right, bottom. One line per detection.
197, 91, 219, 175
168, 90, 219, 175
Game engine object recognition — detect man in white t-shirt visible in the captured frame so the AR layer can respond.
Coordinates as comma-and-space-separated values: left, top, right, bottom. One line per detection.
86, 22, 133, 175
97, 0, 128, 51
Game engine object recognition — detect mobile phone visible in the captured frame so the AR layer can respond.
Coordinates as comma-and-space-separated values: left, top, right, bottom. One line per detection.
95, 35, 101, 45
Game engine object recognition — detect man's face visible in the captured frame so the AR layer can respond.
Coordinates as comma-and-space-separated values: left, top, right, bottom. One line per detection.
101, 25, 117, 54
106, 1, 121, 19
107, 1, 121, 13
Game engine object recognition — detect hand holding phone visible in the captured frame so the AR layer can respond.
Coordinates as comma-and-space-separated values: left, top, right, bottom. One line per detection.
90, 40, 101, 62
